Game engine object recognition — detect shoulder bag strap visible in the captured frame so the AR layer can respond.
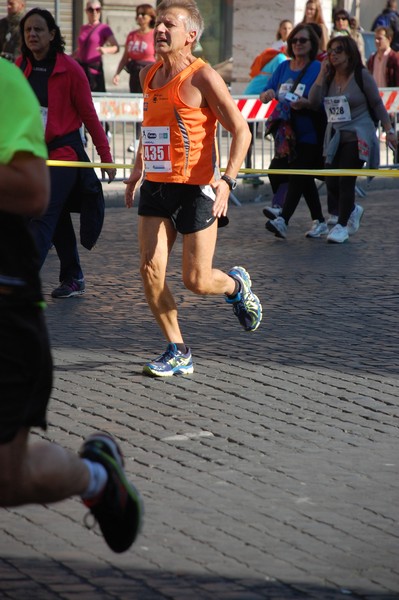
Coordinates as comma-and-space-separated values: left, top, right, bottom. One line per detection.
291, 62, 312, 94
80, 23, 102, 61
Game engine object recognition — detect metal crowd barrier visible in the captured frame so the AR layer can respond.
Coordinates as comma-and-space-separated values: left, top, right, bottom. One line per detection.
88, 91, 399, 190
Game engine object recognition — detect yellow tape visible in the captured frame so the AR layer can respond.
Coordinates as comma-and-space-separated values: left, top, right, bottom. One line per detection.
47, 160, 130, 169
240, 168, 399, 178
46, 160, 399, 178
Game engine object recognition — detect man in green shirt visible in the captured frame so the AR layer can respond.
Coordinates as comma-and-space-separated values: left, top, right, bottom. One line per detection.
0, 59, 143, 554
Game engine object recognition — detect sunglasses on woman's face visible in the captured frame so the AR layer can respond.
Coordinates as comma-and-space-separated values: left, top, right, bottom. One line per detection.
328, 46, 345, 55
137, 12, 147, 17
87, 7, 101, 13
292, 37, 310, 44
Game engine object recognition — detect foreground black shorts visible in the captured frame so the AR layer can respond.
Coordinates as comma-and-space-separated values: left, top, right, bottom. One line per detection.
0, 306, 52, 444
138, 180, 228, 233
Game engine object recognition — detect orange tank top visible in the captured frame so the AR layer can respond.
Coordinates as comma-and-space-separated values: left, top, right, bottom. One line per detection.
142, 58, 219, 184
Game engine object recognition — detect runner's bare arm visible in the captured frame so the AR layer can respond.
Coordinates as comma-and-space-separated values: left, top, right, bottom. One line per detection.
123, 64, 155, 208
124, 140, 144, 208
193, 67, 251, 217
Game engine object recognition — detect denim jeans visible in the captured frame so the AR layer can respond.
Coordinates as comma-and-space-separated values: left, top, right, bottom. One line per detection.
29, 166, 83, 282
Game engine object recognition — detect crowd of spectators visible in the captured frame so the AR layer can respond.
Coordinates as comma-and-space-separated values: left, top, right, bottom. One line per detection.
1, 0, 398, 250
245, 1, 399, 243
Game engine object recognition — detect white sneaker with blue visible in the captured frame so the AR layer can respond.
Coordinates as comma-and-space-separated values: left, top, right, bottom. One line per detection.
263, 206, 282, 220
226, 266, 262, 332
327, 214, 338, 226
306, 220, 329, 238
327, 224, 349, 244
143, 343, 194, 377
347, 204, 364, 235
265, 216, 287, 239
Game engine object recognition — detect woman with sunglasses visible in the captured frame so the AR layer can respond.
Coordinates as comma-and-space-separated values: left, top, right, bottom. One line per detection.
309, 36, 396, 243
113, 4, 156, 93
113, 4, 156, 153
74, 1, 119, 93
331, 9, 365, 63
260, 23, 327, 239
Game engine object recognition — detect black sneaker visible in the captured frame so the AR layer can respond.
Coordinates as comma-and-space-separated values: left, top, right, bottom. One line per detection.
80, 433, 143, 553
51, 278, 85, 298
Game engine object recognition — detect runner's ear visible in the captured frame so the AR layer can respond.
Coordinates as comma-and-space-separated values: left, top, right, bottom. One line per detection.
187, 30, 197, 45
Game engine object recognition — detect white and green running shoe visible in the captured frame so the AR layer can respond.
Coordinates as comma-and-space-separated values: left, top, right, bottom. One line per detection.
143, 343, 194, 377
226, 266, 262, 332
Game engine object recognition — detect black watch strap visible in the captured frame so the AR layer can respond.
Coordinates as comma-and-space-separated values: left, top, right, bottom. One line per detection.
221, 174, 237, 190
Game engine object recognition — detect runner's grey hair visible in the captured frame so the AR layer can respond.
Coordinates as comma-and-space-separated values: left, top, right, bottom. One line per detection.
156, 0, 204, 42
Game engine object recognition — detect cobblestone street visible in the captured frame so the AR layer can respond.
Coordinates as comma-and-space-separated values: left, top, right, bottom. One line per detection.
1, 186, 398, 600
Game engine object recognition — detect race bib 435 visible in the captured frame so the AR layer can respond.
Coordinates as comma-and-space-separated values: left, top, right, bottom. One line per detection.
142, 126, 172, 172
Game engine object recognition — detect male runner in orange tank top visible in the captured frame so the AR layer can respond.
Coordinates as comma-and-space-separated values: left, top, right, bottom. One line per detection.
124, 0, 262, 377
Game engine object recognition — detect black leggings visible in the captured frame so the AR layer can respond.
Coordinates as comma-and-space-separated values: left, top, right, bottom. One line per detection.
280, 143, 324, 224
326, 141, 364, 225
268, 156, 289, 193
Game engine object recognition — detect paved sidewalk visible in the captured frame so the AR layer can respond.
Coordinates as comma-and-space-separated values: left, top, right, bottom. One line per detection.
1, 190, 399, 600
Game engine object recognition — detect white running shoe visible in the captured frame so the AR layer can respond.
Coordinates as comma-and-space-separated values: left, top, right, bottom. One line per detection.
327, 224, 349, 244
306, 220, 329, 238
265, 216, 287, 239
263, 206, 282, 219
327, 214, 338, 226
347, 204, 364, 235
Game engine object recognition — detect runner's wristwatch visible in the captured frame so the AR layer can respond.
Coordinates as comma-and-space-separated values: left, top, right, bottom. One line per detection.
221, 174, 238, 190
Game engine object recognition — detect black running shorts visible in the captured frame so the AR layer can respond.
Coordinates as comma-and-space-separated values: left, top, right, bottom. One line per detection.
0, 306, 52, 444
138, 180, 228, 233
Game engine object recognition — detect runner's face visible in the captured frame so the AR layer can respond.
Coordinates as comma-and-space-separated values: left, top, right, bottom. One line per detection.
154, 8, 195, 55
24, 14, 55, 60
